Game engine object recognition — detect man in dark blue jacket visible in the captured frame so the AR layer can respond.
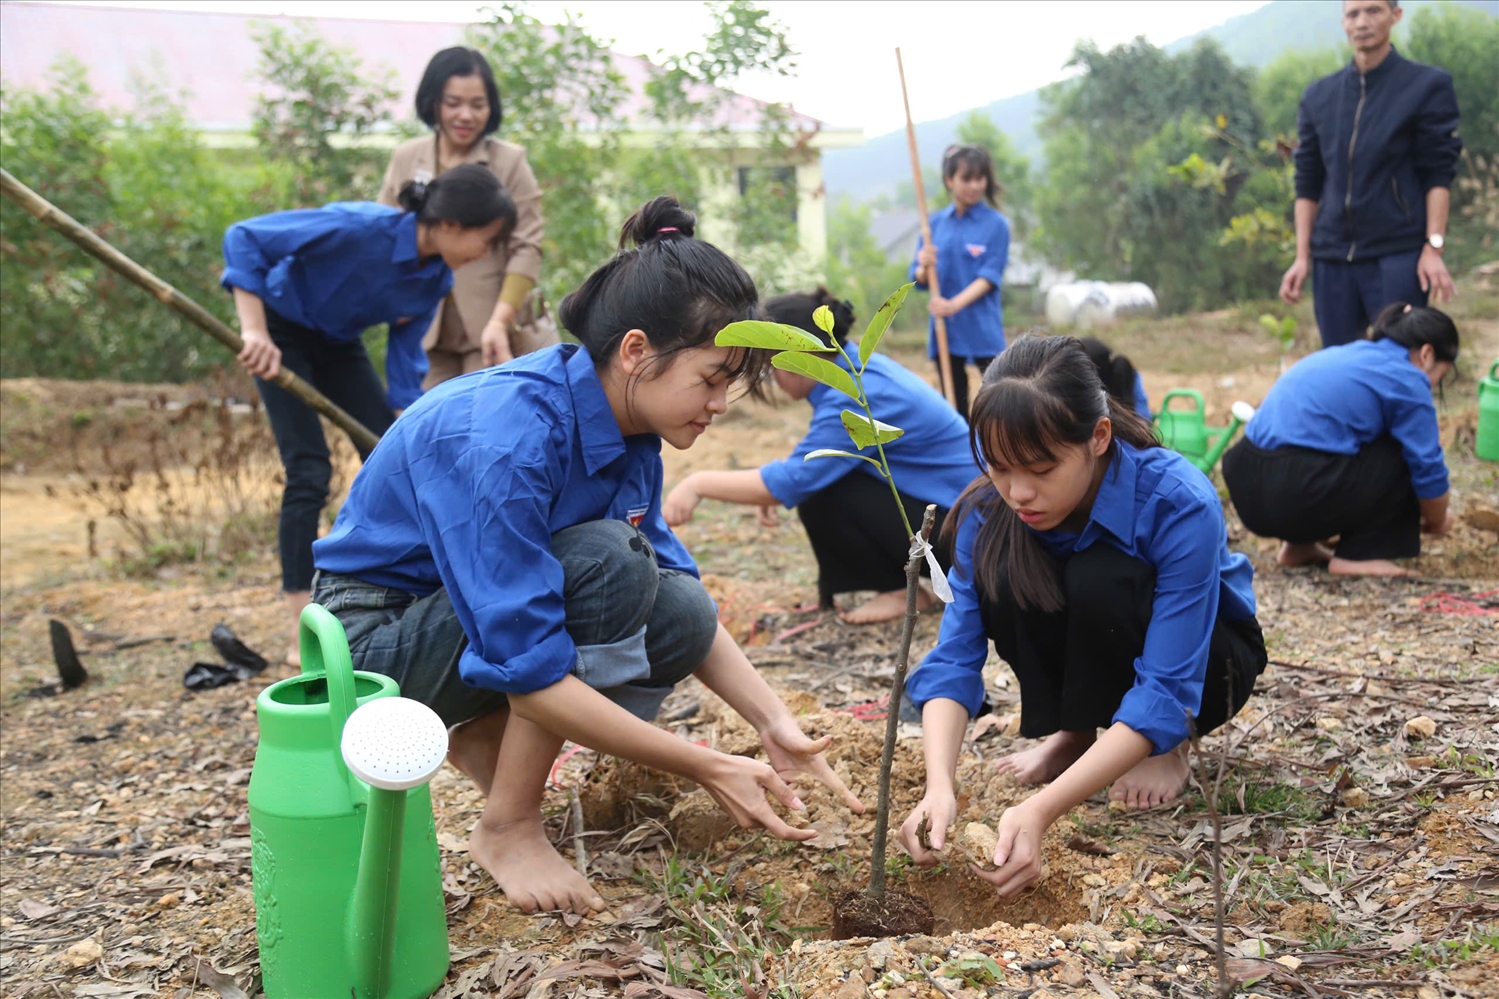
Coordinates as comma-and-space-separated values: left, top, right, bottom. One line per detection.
1279, 0, 1462, 347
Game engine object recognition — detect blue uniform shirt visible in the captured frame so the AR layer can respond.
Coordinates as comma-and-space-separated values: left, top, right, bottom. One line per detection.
1246, 338, 1449, 499
760, 352, 979, 511
909, 202, 1010, 361
1132, 371, 1153, 420
221, 202, 453, 410
905, 442, 1257, 756
312, 344, 700, 695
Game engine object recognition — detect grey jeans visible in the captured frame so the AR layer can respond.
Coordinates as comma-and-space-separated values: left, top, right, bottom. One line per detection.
312, 519, 718, 727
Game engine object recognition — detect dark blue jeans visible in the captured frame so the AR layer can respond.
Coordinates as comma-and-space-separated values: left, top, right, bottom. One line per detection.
1312, 248, 1426, 348
312, 520, 719, 727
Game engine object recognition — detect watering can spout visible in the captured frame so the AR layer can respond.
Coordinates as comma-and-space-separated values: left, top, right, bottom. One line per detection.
1202, 401, 1256, 472
341, 697, 449, 998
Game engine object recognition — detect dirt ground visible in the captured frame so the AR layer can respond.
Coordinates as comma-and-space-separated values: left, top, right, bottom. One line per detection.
2, 302, 1497, 999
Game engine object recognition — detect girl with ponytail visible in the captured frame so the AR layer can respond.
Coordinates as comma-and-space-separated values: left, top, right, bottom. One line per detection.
663, 287, 980, 623
1078, 336, 1152, 419
310, 198, 862, 918
221, 163, 517, 664
897, 335, 1266, 898
1223, 302, 1458, 576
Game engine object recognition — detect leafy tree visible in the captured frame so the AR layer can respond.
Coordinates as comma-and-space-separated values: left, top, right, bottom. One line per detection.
824, 197, 915, 329
1253, 46, 1345, 139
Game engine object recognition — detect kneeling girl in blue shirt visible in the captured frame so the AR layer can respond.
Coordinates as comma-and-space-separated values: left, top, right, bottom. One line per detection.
1079, 336, 1152, 420
663, 288, 979, 624
222, 164, 516, 664
311, 198, 862, 918
897, 335, 1266, 898
1222, 303, 1458, 577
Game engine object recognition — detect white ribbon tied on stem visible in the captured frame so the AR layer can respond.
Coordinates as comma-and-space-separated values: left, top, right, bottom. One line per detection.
911, 536, 953, 603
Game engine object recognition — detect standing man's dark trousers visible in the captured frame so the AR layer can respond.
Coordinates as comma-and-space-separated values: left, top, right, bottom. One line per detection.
1312, 248, 1426, 348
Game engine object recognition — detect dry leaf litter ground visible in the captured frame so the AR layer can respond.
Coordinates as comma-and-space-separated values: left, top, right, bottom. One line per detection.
2, 307, 1497, 999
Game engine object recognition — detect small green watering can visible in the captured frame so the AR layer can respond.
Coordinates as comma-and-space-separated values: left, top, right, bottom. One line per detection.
248, 605, 450, 999
1478, 360, 1499, 463
1154, 389, 1256, 475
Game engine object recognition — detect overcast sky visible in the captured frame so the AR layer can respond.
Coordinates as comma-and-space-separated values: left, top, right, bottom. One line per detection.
42, 0, 1271, 136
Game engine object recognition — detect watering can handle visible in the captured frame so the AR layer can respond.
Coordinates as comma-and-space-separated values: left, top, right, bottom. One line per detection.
1490, 360, 1499, 381
1159, 389, 1205, 412
298, 603, 359, 746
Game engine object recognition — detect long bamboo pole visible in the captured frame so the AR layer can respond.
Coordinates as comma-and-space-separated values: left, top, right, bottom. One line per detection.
895, 49, 958, 411
0, 169, 381, 453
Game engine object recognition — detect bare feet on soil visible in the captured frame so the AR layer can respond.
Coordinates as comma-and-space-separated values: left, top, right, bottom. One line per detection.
1109, 746, 1190, 810
446, 708, 509, 793
839, 584, 933, 625
995, 730, 1095, 784
1328, 556, 1410, 577
469, 817, 605, 916
1277, 541, 1334, 567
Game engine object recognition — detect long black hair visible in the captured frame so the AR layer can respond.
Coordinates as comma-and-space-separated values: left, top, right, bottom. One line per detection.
1078, 336, 1141, 413
558, 196, 770, 398
415, 47, 502, 136
945, 335, 1158, 612
397, 164, 516, 232
764, 287, 856, 347
1369, 302, 1459, 363
942, 144, 1001, 207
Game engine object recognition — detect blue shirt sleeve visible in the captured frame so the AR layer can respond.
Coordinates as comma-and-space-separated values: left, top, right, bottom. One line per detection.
384, 311, 433, 411
1414, 71, 1462, 192
759, 394, 869, 509
975, 214, 1010, 288
1293, 91, 1325, 202
1383, 379, 1449, 499
423, 436, 579, 695
221, 211, 360, 300
1112, 486, 1226, 755
905, 508, 990, 717
1133, 371, 1152, 420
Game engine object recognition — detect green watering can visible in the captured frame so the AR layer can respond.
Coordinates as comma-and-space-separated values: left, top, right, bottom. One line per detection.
1478, 360, 1499, 463
249, 605, 450, 999
1154, 389, 1256, 475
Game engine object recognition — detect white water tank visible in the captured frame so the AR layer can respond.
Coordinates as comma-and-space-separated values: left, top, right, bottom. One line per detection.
1044, 282, 1158, 328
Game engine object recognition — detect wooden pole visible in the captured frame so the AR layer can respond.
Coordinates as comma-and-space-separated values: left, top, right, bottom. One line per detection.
895, 48, 958, 411
0, 168, 381, 453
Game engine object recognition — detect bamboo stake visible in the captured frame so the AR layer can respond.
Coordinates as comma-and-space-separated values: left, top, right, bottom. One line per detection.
0, 168, 381, 452
895, 49, 958, 411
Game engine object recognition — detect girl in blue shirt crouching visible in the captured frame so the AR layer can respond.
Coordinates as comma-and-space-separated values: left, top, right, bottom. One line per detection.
897, 335, 1266, 898
663, 288, 980, 624
1222, 303, 1459, 577
310, 198, 861, 918
222, 164, 517, 665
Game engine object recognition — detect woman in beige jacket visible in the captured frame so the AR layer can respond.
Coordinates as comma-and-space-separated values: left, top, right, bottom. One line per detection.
378, 47, 554, 385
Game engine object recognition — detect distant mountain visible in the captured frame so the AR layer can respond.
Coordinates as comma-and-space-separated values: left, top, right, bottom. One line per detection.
822, 0, 1497, 203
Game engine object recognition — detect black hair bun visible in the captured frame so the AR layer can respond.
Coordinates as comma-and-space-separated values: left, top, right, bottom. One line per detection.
397, 180, 429, 213
619, 196, 696, 249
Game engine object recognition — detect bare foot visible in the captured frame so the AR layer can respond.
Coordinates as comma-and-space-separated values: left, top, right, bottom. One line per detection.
1328, 556, 1410, 577
283, 590, 311, 667
839, 584, 933, 625
1277, 541, 1334, 567
446, 707, 509, 792
995, 730, 1095, 784
1109, 747, 1189, 810
470, 817, 604, 916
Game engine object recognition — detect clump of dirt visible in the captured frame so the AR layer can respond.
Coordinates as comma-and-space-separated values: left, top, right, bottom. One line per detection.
1279, 901, 1333, 936
580, 756, 685, 831
668, 792, 739, 850
830, 886, 934, 939
909, 866, 1088, 935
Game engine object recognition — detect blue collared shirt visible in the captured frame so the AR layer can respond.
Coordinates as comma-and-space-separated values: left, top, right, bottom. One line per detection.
909, 202, 1010, 360
312, 344, 700, 695
1246, 338, 1449, 499
1133, 371, 1153, 420
905, 442, 1257, 756
221, 202, 453, 410
760, 352, 980, 511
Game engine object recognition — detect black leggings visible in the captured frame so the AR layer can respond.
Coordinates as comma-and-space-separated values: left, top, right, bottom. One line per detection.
938, 355, 995, 420
1222, 436, 1420, 561
796, 471, 951, 608
981, 544, 1266, 740
256, 309, 394, 591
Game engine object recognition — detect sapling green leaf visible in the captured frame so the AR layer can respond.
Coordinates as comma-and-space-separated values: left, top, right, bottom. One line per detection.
772, 352, 859, 401
812, 304, 836, 335
805, 448, 884, 469
859, 282, 914, 372
716, 320, 833, 353
840, 410, 905, 449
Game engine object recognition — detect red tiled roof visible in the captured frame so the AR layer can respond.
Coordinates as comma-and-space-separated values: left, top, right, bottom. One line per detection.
0, 1, 831, 133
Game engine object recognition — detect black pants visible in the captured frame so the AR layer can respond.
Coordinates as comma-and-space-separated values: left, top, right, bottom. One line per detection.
1222, 436, 1420, 561
796, 471, 951, 608
981, 544, 1265, 741
938, 355, 995, 420
256, 310, 394, 591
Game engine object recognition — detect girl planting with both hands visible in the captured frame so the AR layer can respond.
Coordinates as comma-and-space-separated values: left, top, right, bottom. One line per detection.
664, 288, 979, 624
898, 336, 1267, 897
311, 198, 862, 917
223, 165, 516, 665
